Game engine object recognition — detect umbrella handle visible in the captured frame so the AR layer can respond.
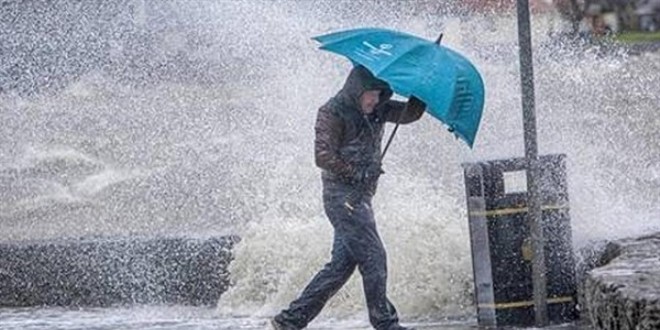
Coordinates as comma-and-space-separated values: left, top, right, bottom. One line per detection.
380, 109, 404, 162
435, 33, 444, 45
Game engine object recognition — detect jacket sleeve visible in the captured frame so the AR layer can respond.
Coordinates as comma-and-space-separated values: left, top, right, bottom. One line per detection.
314, 105, 355, 178
382, 97, 425, 124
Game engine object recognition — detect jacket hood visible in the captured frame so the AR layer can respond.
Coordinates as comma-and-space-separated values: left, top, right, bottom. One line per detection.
336, 65, 393, 111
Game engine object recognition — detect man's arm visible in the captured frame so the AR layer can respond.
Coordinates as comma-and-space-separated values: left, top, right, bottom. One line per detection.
314, 105, 354, 178
382, 96, 425, 124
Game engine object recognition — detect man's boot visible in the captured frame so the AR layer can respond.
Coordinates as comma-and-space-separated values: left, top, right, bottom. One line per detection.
387, 325, 416, 330
270, 318, 298, 330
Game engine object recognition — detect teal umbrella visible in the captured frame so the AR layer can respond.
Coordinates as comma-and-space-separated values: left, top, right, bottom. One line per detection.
313, 27, 485, 147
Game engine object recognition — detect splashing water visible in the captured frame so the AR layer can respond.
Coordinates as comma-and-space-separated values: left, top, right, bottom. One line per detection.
1, 0, 659, 326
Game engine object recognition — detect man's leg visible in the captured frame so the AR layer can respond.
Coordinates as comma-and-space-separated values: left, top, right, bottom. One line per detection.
274, 232, 357, 329
345, 198, 400, 330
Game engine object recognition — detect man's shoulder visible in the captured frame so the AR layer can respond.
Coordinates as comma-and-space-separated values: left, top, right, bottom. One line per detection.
317, 98, 342, 118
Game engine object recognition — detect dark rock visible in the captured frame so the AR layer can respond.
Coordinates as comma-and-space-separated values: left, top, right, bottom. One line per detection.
0, 235, 239, 307
576, 240, 623, 317
582, 232, 660, 330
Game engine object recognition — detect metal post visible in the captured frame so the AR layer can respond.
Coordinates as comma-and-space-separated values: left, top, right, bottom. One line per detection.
516, 0, 549, 326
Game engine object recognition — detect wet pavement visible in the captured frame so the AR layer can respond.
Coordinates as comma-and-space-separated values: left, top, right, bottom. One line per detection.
0, 306, 592, 330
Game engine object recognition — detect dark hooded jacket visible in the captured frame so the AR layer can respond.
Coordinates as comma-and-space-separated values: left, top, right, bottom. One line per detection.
314, 66, 424, 191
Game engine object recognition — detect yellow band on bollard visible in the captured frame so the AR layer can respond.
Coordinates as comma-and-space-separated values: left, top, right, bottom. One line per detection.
479, 296, 574, 310
468, 205, 569, 217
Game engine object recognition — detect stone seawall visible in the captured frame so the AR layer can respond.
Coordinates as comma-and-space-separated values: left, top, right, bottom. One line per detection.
0, 236, 238, 307
582, 232, 660, 330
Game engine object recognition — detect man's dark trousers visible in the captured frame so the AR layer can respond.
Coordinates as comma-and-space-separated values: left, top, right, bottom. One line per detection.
274, 179, 399, 330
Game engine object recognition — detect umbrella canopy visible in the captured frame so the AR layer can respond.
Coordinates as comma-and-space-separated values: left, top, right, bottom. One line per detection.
313, 28, 485, 147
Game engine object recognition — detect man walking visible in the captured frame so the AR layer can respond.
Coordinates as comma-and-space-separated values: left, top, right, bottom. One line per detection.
272, 65, 425, 330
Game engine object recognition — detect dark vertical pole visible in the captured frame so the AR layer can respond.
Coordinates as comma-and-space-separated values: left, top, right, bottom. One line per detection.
516, 0, 549, 326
